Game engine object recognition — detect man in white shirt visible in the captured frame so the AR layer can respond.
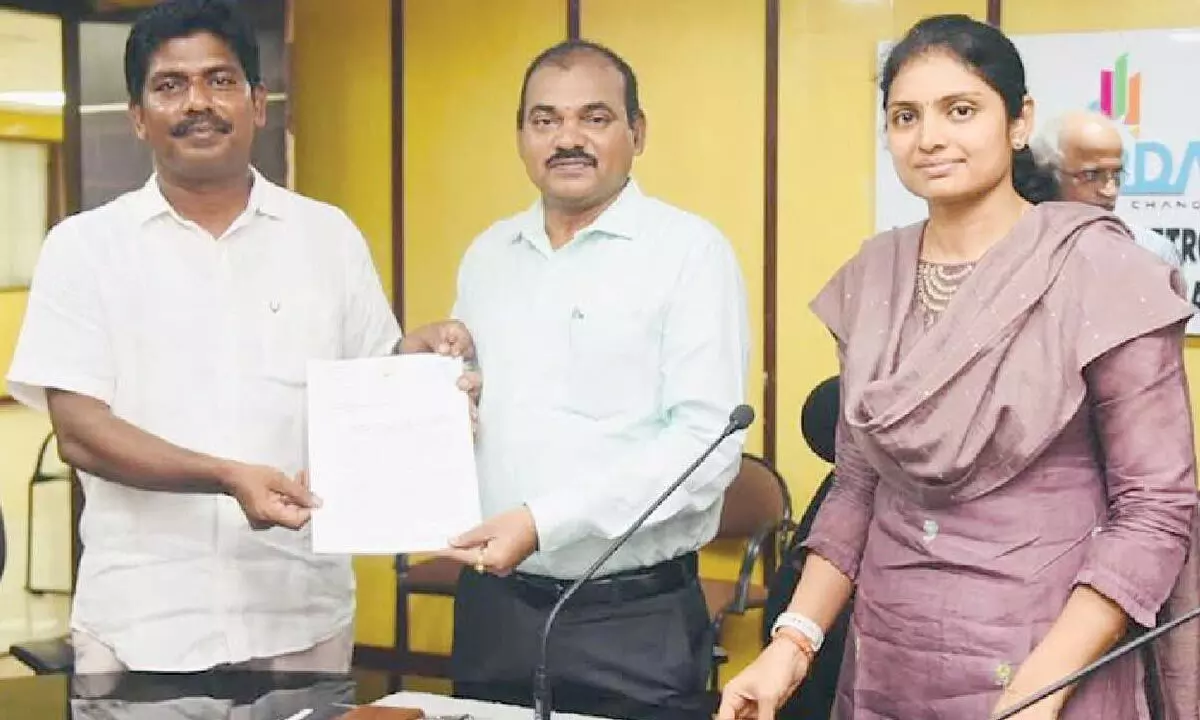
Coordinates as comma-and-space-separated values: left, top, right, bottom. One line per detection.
437, 40, 750, 720
1031, 108, 1183, 269
7, 0, 474, 676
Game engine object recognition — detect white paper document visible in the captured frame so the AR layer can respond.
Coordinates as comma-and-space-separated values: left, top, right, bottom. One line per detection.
306, 353, 481, 554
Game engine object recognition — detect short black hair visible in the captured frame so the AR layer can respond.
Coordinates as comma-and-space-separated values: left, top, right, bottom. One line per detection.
517, 39, 642, 128
124, 0, 261, 103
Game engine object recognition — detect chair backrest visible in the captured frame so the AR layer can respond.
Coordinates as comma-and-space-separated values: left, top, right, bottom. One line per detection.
714, 453, 793, 588
716, 454, 791, 541
801, 376, 839, 464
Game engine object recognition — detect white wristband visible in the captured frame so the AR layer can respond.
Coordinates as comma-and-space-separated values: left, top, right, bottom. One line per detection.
771, 612, 825, 653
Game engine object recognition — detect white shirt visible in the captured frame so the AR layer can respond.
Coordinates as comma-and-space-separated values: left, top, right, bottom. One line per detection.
453, 180, 750, 579
6, 170, 401, 671
1128, 222, 1184, 270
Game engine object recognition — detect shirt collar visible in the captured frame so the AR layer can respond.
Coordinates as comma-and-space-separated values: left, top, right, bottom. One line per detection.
129, 166, 287, 226
512, 178, 644, 250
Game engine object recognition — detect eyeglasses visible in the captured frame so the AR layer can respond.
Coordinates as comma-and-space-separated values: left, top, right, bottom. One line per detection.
1061, 167, 1128, 187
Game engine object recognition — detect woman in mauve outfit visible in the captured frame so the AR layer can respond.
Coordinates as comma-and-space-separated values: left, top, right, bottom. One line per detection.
719, 14, 1199, 720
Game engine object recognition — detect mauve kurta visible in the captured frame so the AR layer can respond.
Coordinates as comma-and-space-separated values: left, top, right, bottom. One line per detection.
806, 203, 1198, 719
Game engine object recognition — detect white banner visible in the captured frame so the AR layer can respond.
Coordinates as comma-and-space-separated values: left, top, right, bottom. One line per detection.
874, 28, 1200, 333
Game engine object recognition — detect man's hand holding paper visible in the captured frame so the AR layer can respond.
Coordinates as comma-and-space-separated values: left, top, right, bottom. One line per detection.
400, 319, 483, 433
306, 321, 484, 554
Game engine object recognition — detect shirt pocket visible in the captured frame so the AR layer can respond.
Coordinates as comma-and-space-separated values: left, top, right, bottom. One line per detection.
257, 288, 341, 387
563, 299, 659, 420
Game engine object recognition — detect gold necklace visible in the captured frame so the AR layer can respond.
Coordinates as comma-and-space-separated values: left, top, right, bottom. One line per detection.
916, 260, 975, 318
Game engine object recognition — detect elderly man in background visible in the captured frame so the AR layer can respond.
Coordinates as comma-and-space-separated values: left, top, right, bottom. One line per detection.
1027, 109, 1185, 270
1032, 109, 1183, 269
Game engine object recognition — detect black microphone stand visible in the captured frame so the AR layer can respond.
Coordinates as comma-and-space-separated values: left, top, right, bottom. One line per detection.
532, 406, 754, 720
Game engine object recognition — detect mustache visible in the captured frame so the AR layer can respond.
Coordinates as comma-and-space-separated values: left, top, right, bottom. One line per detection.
169, 113, 233, 138
546, 148, 597, 167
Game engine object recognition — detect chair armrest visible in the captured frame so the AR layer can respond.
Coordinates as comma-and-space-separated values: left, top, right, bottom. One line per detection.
10, 637, 74, 674
31, 472, 72, 485
727, 522, 776, 615
773, 518, 798, 574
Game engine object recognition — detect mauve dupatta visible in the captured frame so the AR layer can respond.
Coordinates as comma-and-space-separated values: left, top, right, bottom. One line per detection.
811, 200, 1200, 718
811, 201, 1192, 506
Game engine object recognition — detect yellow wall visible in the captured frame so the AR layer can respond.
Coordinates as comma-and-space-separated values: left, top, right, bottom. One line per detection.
400, 0, 565, 671
0, 110, 63, 398
289, 0, 396, 648
403, 0, 563, 331
291, 0, 393, 294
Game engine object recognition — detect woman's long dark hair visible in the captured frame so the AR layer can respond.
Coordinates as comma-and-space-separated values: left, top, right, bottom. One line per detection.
880, 14, 1059, 204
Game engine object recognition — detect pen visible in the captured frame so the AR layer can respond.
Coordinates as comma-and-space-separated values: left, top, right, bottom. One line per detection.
281, 710, 314, 720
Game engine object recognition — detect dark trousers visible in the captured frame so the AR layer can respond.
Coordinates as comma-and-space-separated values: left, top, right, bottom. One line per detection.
450, 556, 713, 720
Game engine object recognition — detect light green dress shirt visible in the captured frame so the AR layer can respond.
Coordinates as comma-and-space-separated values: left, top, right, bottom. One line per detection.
452, 180, 751, 579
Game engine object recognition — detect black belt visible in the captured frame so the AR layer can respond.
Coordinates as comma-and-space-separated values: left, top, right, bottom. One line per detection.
506, 552, 698, 609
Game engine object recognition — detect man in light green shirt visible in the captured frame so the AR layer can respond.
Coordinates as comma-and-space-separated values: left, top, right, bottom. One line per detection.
435, 39, 750, 720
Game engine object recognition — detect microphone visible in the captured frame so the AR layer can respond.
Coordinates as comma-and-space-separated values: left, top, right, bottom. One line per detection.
532, 404, 756, 720
991, 604, 1200, 719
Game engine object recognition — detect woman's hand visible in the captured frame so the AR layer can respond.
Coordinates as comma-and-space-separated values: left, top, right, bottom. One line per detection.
715, 638, 810, 720
991, 682, 1063, 720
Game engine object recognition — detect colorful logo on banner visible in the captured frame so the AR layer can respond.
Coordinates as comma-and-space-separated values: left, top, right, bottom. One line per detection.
1085, 52, 1200, 196
1090, 53, 1141, 137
